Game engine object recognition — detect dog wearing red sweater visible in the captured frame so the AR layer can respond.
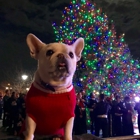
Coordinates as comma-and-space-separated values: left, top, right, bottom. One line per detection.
23, 33, 84, 140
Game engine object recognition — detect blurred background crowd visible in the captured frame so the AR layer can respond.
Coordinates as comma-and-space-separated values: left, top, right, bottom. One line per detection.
0, 90, 26, 136
73, 90, 140, 138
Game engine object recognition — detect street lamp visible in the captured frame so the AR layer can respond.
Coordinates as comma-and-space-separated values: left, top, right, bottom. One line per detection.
26, 88, 29, 91
22, 74, 28, 81
5, 83, 12, 90
21, 74, 28, 93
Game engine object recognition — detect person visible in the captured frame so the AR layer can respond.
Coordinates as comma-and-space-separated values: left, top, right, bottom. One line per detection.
8, 92, 20, 135
88, 92, 97, 134
105, 96, 112, 137
94, 94, 110, 138
112, 95, 123, 136
2, 90, 10, 127
134, 99, 140, 133
110, 93, 118, 136
111, 93, 118, 105
122, 96, 134, 136
18, 93, 26, 120
80, 90, 88, 105
73, 92, 87, 135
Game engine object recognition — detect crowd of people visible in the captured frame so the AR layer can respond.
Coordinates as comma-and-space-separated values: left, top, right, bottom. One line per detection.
0, 89, 140, 138
0, 90, 26, 136
73, 90, 140, 138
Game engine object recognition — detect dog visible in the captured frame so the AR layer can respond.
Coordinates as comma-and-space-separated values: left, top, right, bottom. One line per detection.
23, 33, 84, 140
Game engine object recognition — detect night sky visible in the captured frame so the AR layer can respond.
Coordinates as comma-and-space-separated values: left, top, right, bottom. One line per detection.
0, 0, 140, 85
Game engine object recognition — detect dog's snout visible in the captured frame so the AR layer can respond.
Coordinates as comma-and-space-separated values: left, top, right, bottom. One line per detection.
57, 53, 64, 58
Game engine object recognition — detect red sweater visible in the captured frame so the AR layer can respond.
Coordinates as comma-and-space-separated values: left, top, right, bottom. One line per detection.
25, 84, 76, 136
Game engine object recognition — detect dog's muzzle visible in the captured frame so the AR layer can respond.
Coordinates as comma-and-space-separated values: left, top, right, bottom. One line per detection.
57, 53, 68, 71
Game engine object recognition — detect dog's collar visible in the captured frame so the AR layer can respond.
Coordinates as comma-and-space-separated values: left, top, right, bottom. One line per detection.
40, 80, 55, 92
36, 80, 73, 93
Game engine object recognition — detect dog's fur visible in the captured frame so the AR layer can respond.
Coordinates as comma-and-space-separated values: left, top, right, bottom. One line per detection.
24, 34, 84, 140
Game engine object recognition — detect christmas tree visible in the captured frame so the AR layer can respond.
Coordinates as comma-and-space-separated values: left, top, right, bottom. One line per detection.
52, 0, 140, 97
52, 0, 140, 125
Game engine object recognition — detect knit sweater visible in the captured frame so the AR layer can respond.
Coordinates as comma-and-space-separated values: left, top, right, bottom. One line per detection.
25, 84, 76, 136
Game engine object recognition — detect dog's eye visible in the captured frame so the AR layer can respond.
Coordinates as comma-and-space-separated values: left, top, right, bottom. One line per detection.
46, 50, 54, 56
69, 52, 74, 58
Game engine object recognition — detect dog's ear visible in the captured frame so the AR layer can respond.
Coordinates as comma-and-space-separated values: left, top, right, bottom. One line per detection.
73, 38, 84, 61
26, 33, 45, 59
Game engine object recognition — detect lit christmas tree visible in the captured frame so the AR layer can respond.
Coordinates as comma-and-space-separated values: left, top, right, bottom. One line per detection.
52, 0, 140, 125
53, 0, 140, 96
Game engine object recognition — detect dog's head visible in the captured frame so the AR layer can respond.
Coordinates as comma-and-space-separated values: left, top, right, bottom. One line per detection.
26, 33, 84, 87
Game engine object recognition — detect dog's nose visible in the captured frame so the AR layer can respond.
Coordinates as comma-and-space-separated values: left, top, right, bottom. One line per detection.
57, 53, 64, 58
